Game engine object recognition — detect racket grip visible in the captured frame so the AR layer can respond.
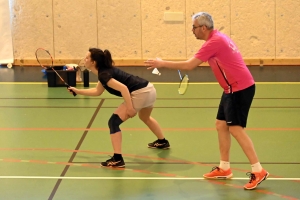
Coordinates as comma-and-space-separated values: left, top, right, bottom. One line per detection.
66, 85, 77, 96
178, 70, 183, 80
71, 90, 77, 96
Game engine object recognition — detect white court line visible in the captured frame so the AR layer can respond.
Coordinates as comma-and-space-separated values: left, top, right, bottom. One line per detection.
0, 176, 299, 180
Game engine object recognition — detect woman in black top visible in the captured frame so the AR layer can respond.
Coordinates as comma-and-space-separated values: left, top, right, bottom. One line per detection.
68, 48, 170, 168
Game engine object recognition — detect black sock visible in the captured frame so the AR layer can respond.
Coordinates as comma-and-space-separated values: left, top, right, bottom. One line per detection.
113, 153, 123, 161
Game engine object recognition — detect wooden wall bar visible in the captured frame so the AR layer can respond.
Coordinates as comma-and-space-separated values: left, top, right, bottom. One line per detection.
13, 58, 300, 67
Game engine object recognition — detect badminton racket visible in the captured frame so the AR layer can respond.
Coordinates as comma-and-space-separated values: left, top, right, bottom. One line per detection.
35, 48, 77, 96
77, 57, 86, 72
75, 57, 86, 82
177, 70, 189, 95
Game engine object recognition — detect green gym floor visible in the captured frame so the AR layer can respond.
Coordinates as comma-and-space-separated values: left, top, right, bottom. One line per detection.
0, 82, 299, 200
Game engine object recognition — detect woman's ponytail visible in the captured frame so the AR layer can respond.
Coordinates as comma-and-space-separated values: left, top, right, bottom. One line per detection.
104, 49, 114, 68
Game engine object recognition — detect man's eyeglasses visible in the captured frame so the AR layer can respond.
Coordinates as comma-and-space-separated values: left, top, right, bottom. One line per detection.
192, 25, 204, 30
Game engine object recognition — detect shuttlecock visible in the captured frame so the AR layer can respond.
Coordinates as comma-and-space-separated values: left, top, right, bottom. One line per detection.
152, 68, 161, 76
7, 63, 12, 68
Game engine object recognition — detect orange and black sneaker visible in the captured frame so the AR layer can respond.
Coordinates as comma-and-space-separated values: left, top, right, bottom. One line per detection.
100, 156, 125, 168
244, 169, 269, 190
203, 166, 233, 179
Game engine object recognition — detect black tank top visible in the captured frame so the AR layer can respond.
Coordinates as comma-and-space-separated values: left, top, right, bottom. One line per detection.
98, 67, 149, 97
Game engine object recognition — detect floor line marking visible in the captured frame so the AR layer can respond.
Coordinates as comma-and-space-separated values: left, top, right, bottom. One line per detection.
48, 99, 105, 200
0, 176, 299, 180
1, 127, 300, 131
1, 82, 300, 85
0, 161, 298, 199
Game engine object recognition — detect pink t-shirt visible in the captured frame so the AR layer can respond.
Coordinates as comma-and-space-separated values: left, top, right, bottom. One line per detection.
194, 30, 254, 93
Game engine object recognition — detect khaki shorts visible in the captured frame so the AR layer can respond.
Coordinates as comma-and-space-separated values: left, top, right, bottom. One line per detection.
130, 83, 156, 112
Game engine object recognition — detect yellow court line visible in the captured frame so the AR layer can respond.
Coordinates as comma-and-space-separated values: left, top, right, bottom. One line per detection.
0, 82, 47, 84
0, 82, 87, 85
255, 82, 300, 85
0, 82, 299, 85
154, 82, 300, 85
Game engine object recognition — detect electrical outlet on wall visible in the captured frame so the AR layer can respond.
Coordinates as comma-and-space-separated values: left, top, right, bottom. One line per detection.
164, 12, 184, 22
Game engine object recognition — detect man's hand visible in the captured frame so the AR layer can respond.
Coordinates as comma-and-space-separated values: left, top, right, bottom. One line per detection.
144, 57, 163, 70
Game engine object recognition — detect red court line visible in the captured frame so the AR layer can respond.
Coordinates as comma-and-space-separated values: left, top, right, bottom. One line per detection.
3, 158, 21, 162
30, 160, 48, 164
0, 157, 298, 200
0, 147, 298, 182
0, 127, 300, 131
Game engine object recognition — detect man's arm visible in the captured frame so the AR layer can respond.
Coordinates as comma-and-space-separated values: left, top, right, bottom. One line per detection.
145, 57, 203, 71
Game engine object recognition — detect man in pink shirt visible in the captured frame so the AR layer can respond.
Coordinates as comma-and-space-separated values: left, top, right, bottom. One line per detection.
145, 12, 269, 190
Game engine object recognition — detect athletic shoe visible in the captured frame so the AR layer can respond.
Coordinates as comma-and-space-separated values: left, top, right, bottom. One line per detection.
148, 139, 170, 149
100, 156, 125, 168
244, 169, 269, 190
203, 166, 233, 179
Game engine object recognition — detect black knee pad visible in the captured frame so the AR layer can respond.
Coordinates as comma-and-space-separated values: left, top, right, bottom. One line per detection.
108, 114, 123, 134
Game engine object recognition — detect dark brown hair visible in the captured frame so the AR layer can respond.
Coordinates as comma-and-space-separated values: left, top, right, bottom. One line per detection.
88, 48, 114, 70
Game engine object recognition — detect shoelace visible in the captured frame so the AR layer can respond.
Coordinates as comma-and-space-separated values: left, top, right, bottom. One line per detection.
153, 140, 165, 145
106, 156, 115, 162
211, 166, 220, 172
246, 172, 256, 183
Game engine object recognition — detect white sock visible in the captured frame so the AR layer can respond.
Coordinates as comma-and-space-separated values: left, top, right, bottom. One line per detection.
251, 162, 263, 173
219, 160, 230, 170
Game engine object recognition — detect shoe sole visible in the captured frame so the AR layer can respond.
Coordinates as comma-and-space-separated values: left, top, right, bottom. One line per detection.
244, 172, 269, 190
100, 164, 125, 168
148, 146, 170, 150
203, 173, 233, 179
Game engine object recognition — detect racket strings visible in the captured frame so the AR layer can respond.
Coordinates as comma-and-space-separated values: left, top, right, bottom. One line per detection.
35, 47, 77, 96
77, 58, 86, 72
35, 48, 66, 84
35, 49, 53, 68
178, 75, 189, 95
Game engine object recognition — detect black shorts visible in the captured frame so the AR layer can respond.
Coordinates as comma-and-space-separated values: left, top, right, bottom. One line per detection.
216, 84, 255, 128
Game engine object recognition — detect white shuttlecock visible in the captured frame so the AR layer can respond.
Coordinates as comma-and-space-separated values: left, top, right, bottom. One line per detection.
152, 68, 161, 76
7, 63, 12, 68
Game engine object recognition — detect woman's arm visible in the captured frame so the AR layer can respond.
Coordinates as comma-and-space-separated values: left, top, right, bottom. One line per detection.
106, 78, 136, 117
68, 81, 105, 96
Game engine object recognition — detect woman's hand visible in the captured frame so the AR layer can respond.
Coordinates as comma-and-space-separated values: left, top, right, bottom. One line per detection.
67, 86, 77, 95
126, 107, 137, 118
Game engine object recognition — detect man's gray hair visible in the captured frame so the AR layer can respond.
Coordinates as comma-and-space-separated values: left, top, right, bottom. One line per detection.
192, 12, 214, 30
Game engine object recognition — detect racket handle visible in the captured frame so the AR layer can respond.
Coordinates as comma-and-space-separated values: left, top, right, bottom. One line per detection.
71, 90, 77, 96
66, 85, 77, 96
178, 70, 183, 80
